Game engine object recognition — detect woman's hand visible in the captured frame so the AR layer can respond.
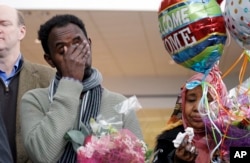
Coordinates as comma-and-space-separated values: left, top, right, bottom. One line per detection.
175, 136, 198, 162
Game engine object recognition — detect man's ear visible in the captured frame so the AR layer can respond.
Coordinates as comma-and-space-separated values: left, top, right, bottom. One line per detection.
19, 25, 26, 41
88, 38, 91, 47
44, 53, 55, 68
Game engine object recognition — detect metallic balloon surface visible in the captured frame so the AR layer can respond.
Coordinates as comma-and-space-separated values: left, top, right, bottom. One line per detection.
158, 0, 227, 73
224, 0, 250, 50
216, 0, 223, 5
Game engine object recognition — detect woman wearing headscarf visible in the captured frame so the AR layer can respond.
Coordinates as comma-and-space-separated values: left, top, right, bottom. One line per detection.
153, 65, 228, 163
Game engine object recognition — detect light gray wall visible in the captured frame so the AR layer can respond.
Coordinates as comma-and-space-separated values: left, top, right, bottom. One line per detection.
103, 73, 248, 109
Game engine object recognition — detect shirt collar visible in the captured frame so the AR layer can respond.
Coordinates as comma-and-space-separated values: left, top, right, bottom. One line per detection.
13, 54, 22, 72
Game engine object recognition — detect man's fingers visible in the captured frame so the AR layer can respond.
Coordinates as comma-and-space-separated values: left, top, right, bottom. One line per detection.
82, 40, 90, 56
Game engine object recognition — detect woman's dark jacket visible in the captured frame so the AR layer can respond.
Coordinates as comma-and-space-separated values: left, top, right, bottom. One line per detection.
153, 125, 184, 163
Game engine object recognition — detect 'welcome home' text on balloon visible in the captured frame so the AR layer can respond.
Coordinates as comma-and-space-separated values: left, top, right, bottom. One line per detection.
159, 7, 197, 55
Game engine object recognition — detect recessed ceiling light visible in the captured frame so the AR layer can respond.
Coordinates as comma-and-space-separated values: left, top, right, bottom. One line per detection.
34, 39, 40, 44
168, 60, 176, 65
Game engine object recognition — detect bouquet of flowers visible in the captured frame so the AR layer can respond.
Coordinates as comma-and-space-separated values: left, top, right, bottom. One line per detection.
201, 77, 250, 161
64, 96, 152, 163
77, 121, 151, 163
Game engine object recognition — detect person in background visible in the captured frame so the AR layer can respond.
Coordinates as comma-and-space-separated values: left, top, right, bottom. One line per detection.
0, 4, 55, 163
153, 67, 228, 163
20, 14, 143, 163
0, 114, 13, 163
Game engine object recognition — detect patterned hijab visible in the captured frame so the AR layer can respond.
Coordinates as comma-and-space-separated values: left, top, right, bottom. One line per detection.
166, 65, 228, 129
165, 65, 228, 163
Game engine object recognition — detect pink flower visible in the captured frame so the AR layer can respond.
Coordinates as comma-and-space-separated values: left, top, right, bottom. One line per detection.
77, 129, 150, 163
83, 135, 93, 146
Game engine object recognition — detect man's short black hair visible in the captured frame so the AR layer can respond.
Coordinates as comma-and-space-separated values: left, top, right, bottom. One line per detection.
38, 14, 88, 55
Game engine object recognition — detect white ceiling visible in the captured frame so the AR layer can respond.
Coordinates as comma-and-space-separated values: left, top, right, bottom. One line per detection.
18, 9, 249, 108
21, 9, 246, 77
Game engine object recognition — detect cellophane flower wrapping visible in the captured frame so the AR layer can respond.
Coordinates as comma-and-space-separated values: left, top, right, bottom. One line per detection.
65, 96, 152, 163
77, 128, 148, 163
202, 77, 250, 161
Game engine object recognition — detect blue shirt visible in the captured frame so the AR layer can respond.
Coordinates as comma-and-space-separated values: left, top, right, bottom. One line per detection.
0, 55, 22, 86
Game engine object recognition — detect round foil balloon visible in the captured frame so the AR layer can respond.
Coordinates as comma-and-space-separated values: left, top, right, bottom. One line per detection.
224, 0, 250, 50
158, 0, 227, 73
216, 0, 223, 5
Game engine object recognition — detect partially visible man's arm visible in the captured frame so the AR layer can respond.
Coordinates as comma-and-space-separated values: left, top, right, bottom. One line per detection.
0, 115, 13, 163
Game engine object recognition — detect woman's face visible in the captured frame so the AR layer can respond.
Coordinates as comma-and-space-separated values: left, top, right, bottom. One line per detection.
184, 86, 213, 130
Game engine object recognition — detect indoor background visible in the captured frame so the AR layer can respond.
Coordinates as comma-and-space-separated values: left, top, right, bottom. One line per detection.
1, 0, 249, 149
